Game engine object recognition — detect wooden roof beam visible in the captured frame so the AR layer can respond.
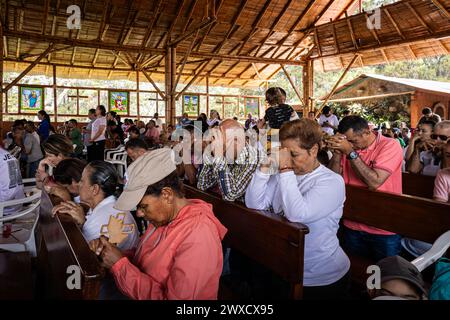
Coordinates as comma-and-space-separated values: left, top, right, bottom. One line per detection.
180, 0, 200, 34
380, 49, 389, 63
383, 7, 406, 40
173, 31, 200, 94
311, 29, 450, 60
430, 0, 450, 20
252, 63, 263, 80
167, 17, 216, 47
70, 30, 81, 65
437, 39, 449, 54
231, 0, 276, 56
6, 30, 167, 55
117, 1, 135, 45
405, 2, 434, 34
345, 12, 358, 50
176, 60, 211, 100
270, 0, 335, 59
213, 0, 250, 54
5, 44, 54, 91
3, 35, 7, 57
407, 45, 417, 59
97, 0, 111, 41
194, 0, 226, 51
337, 0, 358, 19
246, 47, 292, 79
271, 0, 336, 60
136, 0, 164, 64
265, 49, 306, 81
313, 28, 322, 56
165, 0, 189, 47
207, 60, 227, 77
253, 0, 294, 57
364, 12, 381, 44
41, 0, 51, 35
142, 70, 166, 99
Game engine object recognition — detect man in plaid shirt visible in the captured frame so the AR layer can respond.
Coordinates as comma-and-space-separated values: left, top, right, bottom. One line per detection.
197, 119, 265, 202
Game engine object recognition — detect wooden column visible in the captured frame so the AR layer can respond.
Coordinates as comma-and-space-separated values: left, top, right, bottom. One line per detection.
165, 47, 177, 125
206, 75, 209, 115
302, 59, 314, 111
170, 46, 176, 125
53, 65, 58, 123
136, 70, 140, 120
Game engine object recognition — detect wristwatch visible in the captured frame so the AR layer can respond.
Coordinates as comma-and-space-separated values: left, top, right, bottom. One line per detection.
347, 150, 359, 160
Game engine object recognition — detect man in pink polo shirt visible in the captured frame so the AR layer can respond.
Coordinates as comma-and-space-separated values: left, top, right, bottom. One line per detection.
328, 115, 403, 261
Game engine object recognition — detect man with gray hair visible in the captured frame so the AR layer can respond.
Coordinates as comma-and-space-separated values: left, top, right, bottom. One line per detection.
197, 119, 265, 202
407, 120, 450, 176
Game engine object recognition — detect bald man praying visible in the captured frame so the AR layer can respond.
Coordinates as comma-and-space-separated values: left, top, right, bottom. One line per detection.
197, 119, 265, 202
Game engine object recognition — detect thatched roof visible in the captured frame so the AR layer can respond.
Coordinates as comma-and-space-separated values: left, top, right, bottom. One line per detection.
312, 0, 450, 71
1, 0, 449, 87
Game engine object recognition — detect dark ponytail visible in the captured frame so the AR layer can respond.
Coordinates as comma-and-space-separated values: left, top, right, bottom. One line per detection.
38, 110, 51, 123
87, 161, 120, 198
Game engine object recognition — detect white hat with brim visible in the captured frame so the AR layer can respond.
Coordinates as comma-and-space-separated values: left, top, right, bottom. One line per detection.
114, 148, 177, 211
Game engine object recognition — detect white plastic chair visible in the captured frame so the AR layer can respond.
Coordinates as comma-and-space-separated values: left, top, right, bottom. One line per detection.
0, 190, 42, 257
106, 151, 128, 179
104, 145, 125, 161
412, 230, 450, 272
9, 146, 22, 159
22, 178, 37, 194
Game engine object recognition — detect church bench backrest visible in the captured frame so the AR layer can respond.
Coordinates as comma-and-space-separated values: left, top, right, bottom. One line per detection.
402, 172, 435, 199
183, 185, 309, 299
344, 185, 450, 244
35, 191, 104, 299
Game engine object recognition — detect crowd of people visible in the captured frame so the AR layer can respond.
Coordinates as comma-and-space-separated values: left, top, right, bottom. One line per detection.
1, 86, 449, 301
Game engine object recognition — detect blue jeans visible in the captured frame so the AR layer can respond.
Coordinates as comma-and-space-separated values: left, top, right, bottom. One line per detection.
28, 159, 41, 178
343, 227, 402, 262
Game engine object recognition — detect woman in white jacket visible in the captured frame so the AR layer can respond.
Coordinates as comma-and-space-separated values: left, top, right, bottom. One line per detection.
245, 118, 350, 299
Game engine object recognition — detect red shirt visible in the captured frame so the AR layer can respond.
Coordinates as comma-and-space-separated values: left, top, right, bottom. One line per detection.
111, 199, 227, 300
341, 132, 403, 235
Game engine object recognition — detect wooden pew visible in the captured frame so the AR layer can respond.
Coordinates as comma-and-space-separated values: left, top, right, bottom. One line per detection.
0, 251, 33, 299
402, 172, 435, 199
184, 185, 309, 299
343, 184, 450, 285
35, 191, 104, 299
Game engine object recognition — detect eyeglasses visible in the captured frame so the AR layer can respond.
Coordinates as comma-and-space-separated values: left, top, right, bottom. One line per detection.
431, 134, 450, 141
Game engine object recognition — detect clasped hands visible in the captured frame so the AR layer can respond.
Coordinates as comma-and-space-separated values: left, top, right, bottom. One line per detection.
260, 147, 293, 173
325, 134, 354, 156
89, 236, 124, 269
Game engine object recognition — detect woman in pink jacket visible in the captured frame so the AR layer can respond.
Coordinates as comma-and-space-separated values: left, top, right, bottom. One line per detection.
89, 149, 227, 300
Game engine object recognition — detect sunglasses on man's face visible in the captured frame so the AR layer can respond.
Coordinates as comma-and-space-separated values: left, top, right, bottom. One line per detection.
430, 134, 450, 141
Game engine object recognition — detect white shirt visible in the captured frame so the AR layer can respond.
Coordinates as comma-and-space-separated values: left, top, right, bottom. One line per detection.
84, 118, 95, 146
91, 116, 107, 142
318, 114, 339, 135
83, 196, 139, 250
0, 148, 25, 216
207, 118, 220, 127
245, 165, 350, 286
153, 118, 163, 127
420, 150, 440, 176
